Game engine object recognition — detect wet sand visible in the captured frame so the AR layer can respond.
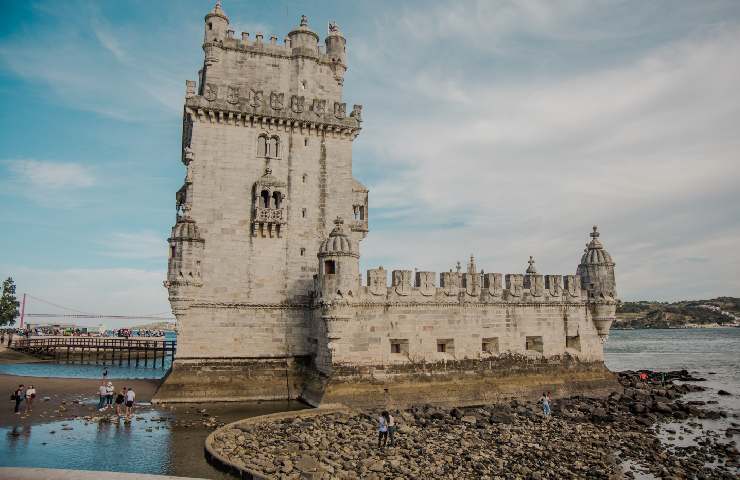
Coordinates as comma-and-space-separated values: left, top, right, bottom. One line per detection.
0, 345, 49, 365
0, 373, 161, 427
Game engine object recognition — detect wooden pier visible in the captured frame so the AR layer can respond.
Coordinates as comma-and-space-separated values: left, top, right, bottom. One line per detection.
12, 336, 176, 368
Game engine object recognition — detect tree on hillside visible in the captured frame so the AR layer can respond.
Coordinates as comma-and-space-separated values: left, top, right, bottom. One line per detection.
0, 277, 20, 327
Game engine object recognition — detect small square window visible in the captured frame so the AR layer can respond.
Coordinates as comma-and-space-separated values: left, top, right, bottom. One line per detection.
437, 339, 454, 354
437, 342, 446, 353
390, 339, 409, 355
482, 337, 499, 354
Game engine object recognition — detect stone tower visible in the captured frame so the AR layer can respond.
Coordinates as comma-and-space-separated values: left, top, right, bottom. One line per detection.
158, 1, 366, 402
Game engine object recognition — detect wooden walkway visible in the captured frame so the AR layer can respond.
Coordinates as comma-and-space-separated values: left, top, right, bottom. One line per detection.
12, 336, 176, 368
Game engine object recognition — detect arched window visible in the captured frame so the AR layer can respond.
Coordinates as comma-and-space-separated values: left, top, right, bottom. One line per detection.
269, 136, 280, 157
257, 135, 267, 157
260, 190, 270, 208
272, 191, 282, 209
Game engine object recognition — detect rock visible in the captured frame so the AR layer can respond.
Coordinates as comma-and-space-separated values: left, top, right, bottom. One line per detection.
718, 389, 732, 396
654, 402, 673, 414
460, 415, 477, 425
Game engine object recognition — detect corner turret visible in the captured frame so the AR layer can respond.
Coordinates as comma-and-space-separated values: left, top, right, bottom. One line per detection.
204, 0, 229, 43
165, 215, 205, 315
325, 21, 347, 83
317, 217, 359, 300
577, 225, 617, 341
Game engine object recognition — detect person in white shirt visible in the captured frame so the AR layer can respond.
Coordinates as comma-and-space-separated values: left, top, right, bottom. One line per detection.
125, 387, 135, 417
24, 385, 36, 414
105, 382, 114, 408
98, 383, 107, 411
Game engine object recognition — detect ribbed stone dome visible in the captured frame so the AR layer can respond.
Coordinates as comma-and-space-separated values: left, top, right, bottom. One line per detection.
579, 225, 614, 266
318, 217, 357, 257
170, 217, 204, 242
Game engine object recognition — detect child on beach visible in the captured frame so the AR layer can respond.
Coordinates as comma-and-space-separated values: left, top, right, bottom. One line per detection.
539, 392, 551, 416
24, 385, 36, 413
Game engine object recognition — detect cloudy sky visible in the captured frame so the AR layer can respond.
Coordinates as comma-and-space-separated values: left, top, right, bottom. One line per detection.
1, 0, 738, 326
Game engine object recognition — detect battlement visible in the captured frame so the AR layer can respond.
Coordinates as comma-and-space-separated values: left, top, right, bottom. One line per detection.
359, 265, 585, 304
205, 32, 339, 63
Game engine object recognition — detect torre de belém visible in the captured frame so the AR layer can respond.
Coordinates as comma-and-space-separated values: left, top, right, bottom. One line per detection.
156, 1, 620, 406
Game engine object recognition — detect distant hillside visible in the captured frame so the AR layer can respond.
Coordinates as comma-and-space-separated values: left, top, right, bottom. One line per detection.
615, 297, 740, 329
130, 321, 177, 331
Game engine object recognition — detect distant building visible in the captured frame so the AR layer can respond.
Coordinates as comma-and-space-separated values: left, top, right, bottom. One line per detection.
157, 1, 619, 407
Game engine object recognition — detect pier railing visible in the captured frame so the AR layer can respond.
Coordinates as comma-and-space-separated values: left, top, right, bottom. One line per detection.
11, 336, 176, 368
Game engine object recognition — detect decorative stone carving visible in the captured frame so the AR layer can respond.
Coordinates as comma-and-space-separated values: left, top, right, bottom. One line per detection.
312, 98, 327, 115
464, 273, 481, 297
252, 167, 287, 237
205, 83, 218, 101
291, 95, 305, 113
392, 270, 412, 296
249, 89, 264, 108
367, 267, 387, 296
484, 273, 503, 297
564, 275, 581, 298
270, 92, 284, 110
415, 271, 436, 296
440, 271, 460, 296
529, 275, 544, 297
350, 104, 362, 122
545, 275, 563, 297
506, 274, 523, 298
185, 80, 197, 99
227, 85, 240, 104
334, 102, 346, 119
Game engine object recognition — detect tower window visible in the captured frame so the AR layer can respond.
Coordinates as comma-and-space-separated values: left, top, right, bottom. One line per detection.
170, 245, 176, 259
482, 337, 499, 354
302, 208, 306, 218
526, 336, 544, 354
272, 191, 282, 209
304, 138, 309, 147
324, 260, 336, 275
208, 23, 213, 31
300, 248, 306, 256
390, 339, 409, 355
258, 135, 267, 157
437, 339, 454, 354
300, 80, 307, 90
302, 174, 307, 183
260, 190, 270, 208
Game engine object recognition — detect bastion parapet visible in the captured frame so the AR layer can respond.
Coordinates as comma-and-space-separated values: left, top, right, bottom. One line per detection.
155, 1, 620, 407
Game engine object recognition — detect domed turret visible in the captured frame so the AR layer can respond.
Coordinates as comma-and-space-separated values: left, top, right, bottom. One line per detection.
577, 225, 617, 342
316, 217, 359, 300
204, 0, 229, 43
166, 215, 205, 315
288, 15, 319, 58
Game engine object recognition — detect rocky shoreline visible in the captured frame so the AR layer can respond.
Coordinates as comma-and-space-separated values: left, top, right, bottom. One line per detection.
209, 371, 739, 479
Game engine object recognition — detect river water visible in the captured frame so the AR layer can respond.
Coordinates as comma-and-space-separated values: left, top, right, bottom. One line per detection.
0, 328, 738, 478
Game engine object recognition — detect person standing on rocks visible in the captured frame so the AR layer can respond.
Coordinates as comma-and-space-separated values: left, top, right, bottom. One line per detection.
97, 382, 108, 411
378, 411, 389, 449
539, 392, 551, 416
387, 412, 396, 447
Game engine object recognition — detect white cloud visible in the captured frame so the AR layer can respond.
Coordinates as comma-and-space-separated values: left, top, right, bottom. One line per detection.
8, 160, 95, 189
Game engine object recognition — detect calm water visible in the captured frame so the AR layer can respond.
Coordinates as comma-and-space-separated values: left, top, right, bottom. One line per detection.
0, 360, 172, 379
0, 328, 737, 478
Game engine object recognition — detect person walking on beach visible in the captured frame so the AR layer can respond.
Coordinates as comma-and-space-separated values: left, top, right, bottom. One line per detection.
102, 367, 108, 380
24, 385, 36, 414
378, 411, 389, 449
125, 386, 135, 417
12, 384, 25, 414
539, 392, 551, 416
105, 382, 114, 408
97, 382, 107, 411
115, 387, 126, 416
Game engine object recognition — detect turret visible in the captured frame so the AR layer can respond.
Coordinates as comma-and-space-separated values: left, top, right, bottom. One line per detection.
204, 0, 229, 43
165, 216, 205, 315
577, 225, 617, 341
317, 217, 359, 300
325, 21, 347, 83
288, 15, 319, 58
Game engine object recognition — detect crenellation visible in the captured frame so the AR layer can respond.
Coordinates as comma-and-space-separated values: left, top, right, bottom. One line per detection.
158, 1, 620, 407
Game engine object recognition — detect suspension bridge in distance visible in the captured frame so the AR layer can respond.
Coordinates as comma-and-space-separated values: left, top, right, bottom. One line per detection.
8, 293, 177, 369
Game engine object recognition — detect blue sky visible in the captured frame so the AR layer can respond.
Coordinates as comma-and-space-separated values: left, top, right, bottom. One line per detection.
1, 0, 739, 326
